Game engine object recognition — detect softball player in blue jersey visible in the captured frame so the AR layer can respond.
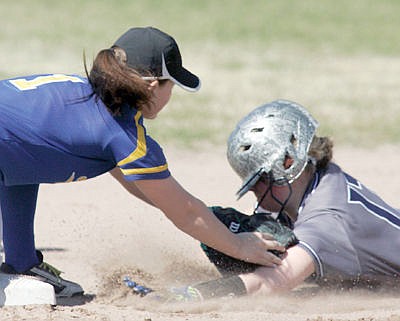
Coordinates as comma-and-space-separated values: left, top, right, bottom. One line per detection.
156, 100, 400, 302
0, 27, 283, 298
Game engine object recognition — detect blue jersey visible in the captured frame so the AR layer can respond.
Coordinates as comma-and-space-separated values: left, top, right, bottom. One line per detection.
0, 73, 170, 185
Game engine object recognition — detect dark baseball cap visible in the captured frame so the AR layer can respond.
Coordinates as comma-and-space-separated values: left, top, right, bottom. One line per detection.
113, 27, 201, 92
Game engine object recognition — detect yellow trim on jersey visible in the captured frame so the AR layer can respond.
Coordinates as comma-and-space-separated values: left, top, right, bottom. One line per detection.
117, 111, 146, 166
10, 74, 84, 91
120, 164, 168, 176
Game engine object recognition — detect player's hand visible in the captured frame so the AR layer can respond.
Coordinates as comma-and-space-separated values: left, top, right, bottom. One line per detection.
234, 232, 286, 267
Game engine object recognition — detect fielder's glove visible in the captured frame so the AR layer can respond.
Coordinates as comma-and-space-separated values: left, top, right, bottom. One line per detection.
201, 206, 299, 276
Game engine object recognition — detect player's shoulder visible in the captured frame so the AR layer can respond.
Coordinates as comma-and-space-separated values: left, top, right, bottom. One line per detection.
298, 163, 348, 217
319, 162, 348, 187
1, 73, 88, 92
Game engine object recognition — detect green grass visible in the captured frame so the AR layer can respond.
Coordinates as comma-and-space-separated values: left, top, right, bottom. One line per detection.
2, 0, 399, 54
0, 0, 399, 148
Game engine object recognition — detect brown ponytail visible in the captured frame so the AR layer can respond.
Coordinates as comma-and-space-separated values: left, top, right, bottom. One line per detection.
85, 47, 151, 114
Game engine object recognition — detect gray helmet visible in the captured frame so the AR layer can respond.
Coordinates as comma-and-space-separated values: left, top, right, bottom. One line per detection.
227, 100, 318, 198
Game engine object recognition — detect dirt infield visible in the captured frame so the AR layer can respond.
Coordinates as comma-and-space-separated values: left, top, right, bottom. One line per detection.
1, 144, 399, 321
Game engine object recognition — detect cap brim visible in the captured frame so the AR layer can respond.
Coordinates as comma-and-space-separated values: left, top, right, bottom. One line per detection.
169, 67, 201, 92
236, 169, 264, 200
236, 184, 252, 200
160, 53, 200, 92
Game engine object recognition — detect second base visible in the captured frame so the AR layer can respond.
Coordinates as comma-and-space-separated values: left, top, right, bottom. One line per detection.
0, 272, 56, 306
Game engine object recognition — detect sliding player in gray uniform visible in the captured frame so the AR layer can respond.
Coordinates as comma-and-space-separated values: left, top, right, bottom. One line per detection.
154, 99, 400, 301
233, 100, 400, 295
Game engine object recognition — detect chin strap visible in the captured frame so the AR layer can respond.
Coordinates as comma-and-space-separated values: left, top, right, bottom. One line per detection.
272, 178, 293, 216
253, 172, 273, 214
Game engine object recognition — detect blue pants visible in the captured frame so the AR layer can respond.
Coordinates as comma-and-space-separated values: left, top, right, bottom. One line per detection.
0, 184, 40, 272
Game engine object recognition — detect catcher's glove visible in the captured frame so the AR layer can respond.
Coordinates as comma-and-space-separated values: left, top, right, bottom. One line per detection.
201, 206, 299, 276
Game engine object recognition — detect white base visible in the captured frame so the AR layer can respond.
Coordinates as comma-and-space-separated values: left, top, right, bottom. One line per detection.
0, 272, 56, 306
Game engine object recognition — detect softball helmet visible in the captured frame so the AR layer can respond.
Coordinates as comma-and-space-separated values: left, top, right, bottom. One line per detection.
227, 100, 318, 198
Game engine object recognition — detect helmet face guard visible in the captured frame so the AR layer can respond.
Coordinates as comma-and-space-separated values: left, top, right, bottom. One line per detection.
227, 100, 318, 199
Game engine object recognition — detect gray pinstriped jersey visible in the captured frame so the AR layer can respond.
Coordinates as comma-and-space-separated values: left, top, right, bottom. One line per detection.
294, 163, 400, 285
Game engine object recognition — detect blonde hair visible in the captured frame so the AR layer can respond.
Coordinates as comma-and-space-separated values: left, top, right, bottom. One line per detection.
308, 136, 334, 170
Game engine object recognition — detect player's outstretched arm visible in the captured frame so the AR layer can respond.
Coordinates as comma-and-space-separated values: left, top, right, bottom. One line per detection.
109, 168, 155, 206
133, 175, 285, 267
144, 245, 315, 303
240, 245, 315, 295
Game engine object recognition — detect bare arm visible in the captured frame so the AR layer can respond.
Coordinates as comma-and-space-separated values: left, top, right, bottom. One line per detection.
109, 168, 155, 206
239, 245, 315, 295
132, 175, 285, 266
148, 244, 316, 302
